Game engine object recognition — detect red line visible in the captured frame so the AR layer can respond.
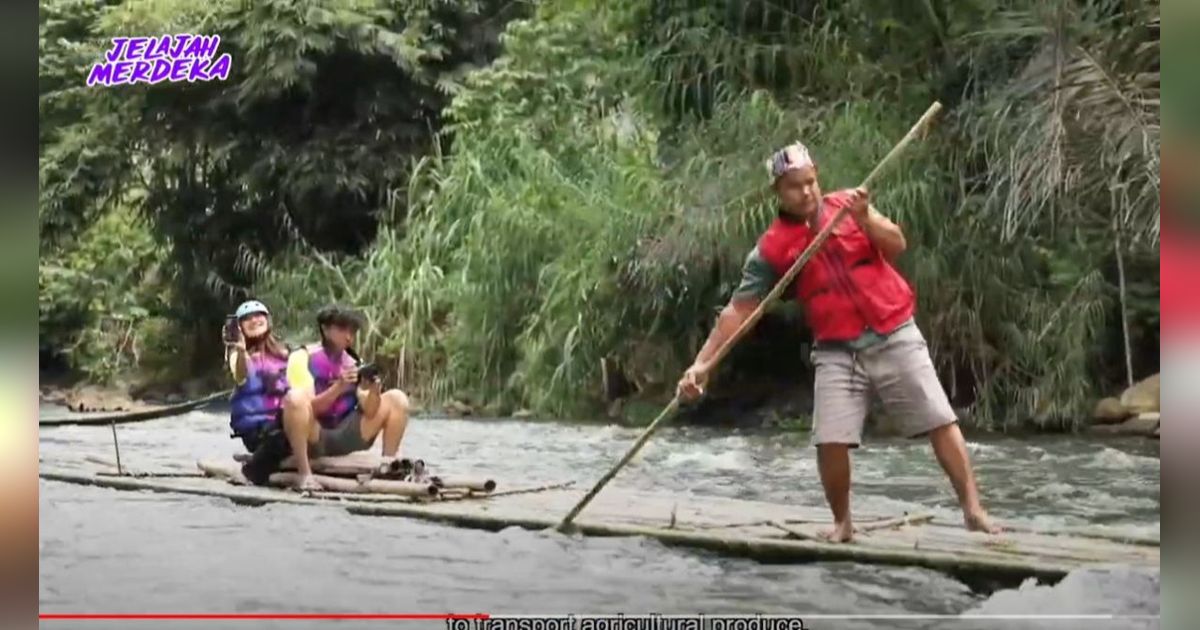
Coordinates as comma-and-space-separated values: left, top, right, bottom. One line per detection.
40, 613, 491, 620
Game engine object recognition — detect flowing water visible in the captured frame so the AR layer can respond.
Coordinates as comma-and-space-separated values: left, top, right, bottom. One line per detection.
38, 406, 1160, 629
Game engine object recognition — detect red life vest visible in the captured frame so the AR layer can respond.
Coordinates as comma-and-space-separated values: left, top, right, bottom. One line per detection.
757, 190, 915, 342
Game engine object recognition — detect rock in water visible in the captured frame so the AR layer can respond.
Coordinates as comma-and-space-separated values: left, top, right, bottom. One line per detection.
1122, 412, 1160, 436
1092, 397, 1133, 424
947, 565, 1159, 630
1119, 373, 1160, 414
445, 400, 473, 416
65, 385, 134, 412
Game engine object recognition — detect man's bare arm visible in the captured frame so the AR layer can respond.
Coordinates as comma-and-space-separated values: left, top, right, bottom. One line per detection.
691, 297, 761, 370
857, 205, 906, 262
677, 296, 761, 400
310, 381, 347, 415
358, 381, 382, 419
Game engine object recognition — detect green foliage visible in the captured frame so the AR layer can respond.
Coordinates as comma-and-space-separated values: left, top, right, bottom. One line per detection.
41, 0, 1159, 430
39, 0, 526, 328
39, 206, 173, 383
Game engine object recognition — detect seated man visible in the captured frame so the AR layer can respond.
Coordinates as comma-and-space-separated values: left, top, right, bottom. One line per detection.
275, 304, 411, 491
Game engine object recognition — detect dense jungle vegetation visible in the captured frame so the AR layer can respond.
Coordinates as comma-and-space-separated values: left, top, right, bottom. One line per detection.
39, 0, 1160, 429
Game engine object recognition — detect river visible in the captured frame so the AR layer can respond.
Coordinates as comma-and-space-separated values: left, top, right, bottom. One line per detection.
38, 406, 1160, 629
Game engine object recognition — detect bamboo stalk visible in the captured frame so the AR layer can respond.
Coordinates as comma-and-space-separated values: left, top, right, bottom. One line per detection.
342, 505, 1069, 583
97, 471, 206, 479
309, 491, 418, 503
1115, 233, 1134, 389
41, 468, 1149, 582
87, 455, 194, 474
109, 420, 123, 475
279, 453, 407, 477
694, 511, 910, 530
856, 513, 935, 532
200, 459, 442, 498
557, 102, 946, 532
85, 455, 119, 469
266, 472, 439, 497
39, 390, 230, 427
770, 514, 935, 540
484, 481, 575, 498
431, 476, 496, 492
768, 520, 821, 541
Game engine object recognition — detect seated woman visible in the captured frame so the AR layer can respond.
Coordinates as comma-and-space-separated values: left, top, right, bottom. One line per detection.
224, 300, 291, 452
254, 304, 410, 491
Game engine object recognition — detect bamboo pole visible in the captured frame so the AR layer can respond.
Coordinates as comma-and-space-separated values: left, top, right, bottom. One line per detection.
768, 520, 820, 541
197, 460, 438, 497
693, 510, 916, 530
339, 505, 1070, 583
557, 102, 945, 532
109, 420, 124, 476
278, 452, 409, 477
267, 472, 440, 498
484, 481, 575, 498
856, 513, 935, 532
40, 390, 230, 427
770, 514, 935, 541
41, 468, 1154, 582
1115, 233, 1134, 389
431, 476, 496, 492
86, 455, 195, 474
85, 455, 120, 469
97, 471, 207, 479
309, 491, 423, 503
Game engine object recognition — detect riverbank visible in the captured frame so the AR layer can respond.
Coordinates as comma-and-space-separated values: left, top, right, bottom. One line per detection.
38, 368, 1163, 442
38, 368, 227, 413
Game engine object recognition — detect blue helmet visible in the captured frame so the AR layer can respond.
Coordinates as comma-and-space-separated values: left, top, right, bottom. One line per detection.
235, 300, 270, 320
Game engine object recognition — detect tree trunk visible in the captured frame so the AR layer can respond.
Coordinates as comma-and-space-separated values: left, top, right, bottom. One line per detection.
1115, 235, 1134, 389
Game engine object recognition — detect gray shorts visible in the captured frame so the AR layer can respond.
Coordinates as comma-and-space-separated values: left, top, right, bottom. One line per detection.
810, 323, 956, 446
309, 412, 373, 458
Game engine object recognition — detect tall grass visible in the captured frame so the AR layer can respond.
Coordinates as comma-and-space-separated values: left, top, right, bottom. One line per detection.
257, 0, 1159, 429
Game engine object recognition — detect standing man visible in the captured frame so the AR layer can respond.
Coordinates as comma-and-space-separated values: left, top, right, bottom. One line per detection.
676, 142, 998, 541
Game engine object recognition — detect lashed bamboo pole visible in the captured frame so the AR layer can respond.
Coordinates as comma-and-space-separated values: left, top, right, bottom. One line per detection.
557, 102, 945, 532
431, 476, 496, 492
39, 390, 230, 427
196, 460, 439, 497
109, 420, 123, 476
38, 468, 1078, 583
769, 513, 934, 541
268, 472, 439, 498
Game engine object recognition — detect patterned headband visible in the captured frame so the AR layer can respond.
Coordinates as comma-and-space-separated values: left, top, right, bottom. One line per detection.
765, 142, 814, 181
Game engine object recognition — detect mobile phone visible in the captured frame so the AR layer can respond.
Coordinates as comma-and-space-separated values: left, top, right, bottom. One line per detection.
357, 363, 380, 383
223, 315, 240, 343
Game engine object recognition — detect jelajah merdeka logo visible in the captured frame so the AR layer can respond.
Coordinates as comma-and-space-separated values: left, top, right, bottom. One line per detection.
86, 34, 231, 86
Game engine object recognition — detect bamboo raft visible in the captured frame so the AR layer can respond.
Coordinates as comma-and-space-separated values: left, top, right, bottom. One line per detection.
39, 452, 1158, 589
39, 390, 230, 427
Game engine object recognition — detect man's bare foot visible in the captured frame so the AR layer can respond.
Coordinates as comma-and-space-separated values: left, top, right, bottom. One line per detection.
295, 474, 323, 493
821, 520, 855, 543
964, 510, 1002, 534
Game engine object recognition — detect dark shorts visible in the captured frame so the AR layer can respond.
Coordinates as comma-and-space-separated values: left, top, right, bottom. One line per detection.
241, 433, 262, 453
310, 411, 373, 458
237, 412, 284, 452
